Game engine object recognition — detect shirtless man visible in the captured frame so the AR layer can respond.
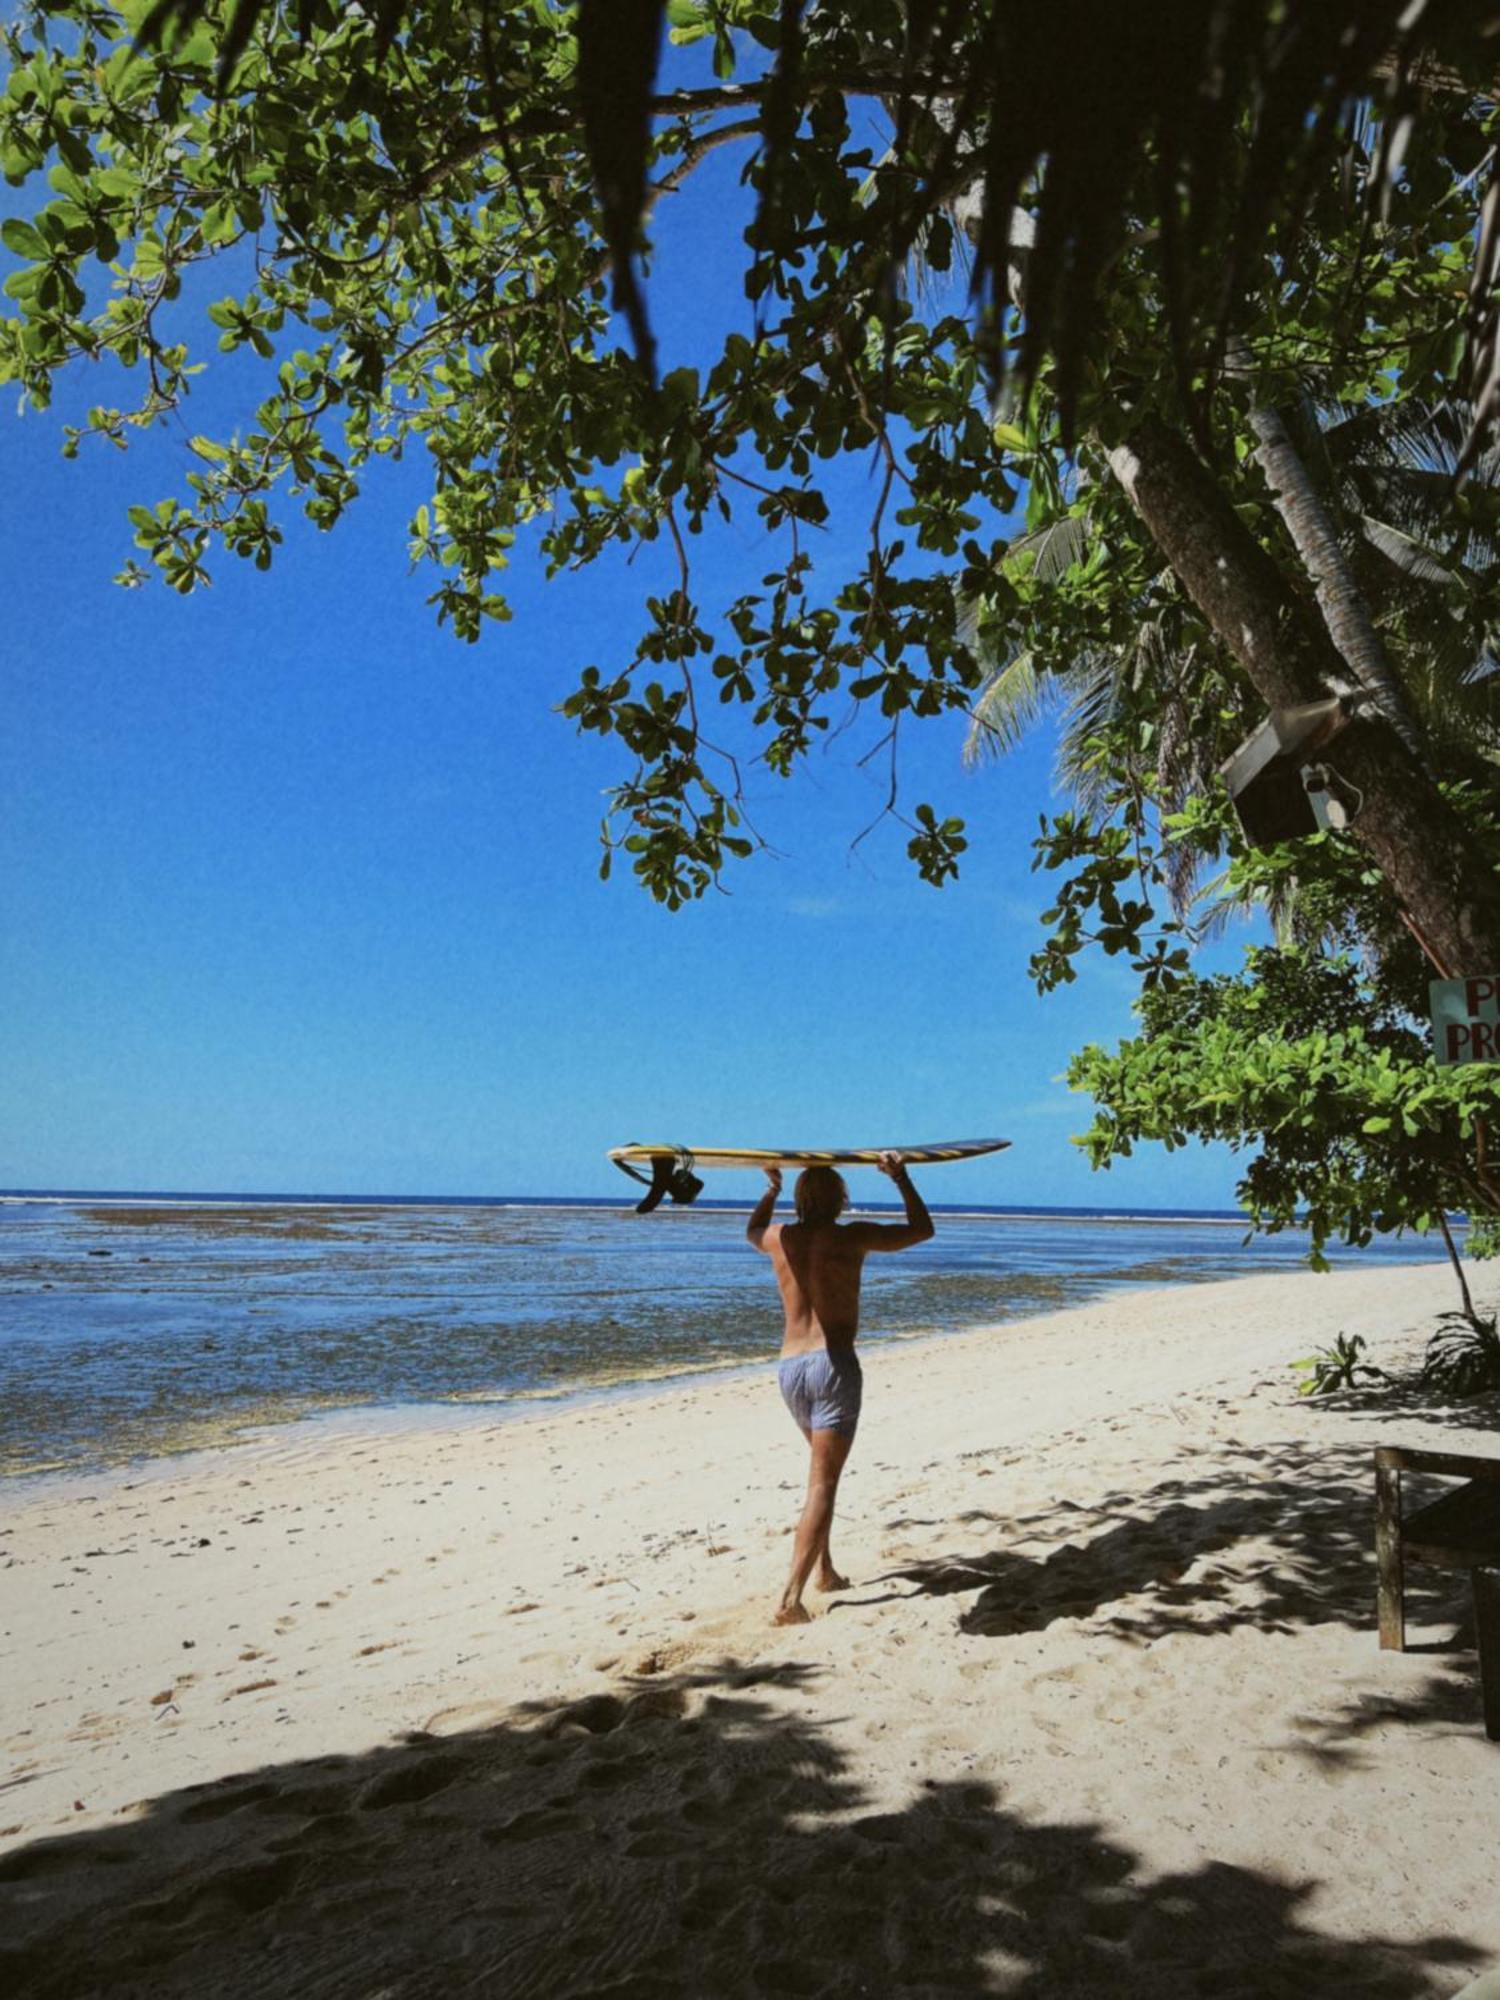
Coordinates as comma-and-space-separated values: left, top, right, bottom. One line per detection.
746, 1153, 934, 1625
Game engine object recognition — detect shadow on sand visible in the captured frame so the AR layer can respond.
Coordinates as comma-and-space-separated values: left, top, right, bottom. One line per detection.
861, 1438, 1488, 1664
1301, 1377, 1500, 1438
0, 1646, 1486, 1999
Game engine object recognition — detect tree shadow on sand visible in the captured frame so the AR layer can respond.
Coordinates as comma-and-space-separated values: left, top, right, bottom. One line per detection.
0, 1655, 1485, 2000
1282, 1655, 1494, 1777
1300, 1377, 1500, 1438
858, 1439, 1482, 1664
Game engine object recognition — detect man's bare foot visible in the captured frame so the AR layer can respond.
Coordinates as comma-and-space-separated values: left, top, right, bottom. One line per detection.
814, 1567, 850, 1592
773, 1603, 812, 1625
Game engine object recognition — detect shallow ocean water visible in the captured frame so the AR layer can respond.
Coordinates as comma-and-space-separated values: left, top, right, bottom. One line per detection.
0, 1195, 1456, 1478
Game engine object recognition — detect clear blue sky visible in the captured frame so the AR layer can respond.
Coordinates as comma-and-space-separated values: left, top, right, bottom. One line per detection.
1, 85, 1256, 1207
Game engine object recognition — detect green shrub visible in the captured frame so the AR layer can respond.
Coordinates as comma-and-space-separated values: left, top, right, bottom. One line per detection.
1420, 1313, 1500, 1398
1462, 1216, 1500, 1262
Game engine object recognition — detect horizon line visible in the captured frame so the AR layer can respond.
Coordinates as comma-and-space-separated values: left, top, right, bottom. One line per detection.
0, 1185, 1381, 1228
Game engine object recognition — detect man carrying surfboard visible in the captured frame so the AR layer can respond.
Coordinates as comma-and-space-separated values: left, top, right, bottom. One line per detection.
747, 1152, 934, 1625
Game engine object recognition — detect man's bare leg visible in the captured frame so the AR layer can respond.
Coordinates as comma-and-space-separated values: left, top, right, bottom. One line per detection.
814, 1528, 850, 1594
775, 1427, 853, 1624
788, 1424, 848, 1592
790, 1425, 849, 1592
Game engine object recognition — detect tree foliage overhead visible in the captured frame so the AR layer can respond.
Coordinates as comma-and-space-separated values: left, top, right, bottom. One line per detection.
3, 0, 1033, 900
8, 0, 1500, 1247
119, 0, 1500, 457
4, 0, 1498, 906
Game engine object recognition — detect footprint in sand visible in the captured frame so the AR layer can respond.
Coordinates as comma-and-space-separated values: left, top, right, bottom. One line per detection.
542, 1694, 627, 1736
138, 1853, 304, 1924
356, 1755, 461, 1811
176, 1781, 281, 1823
623, 1826, 696, 1858
631, 1641, 697, 1677
580, 1758, 646, 1792
679, 1795, 729, 1827
756, 1960, 829, 1996
482, 1807, 582, 1844
420, 1699, 512, 1737
0, 1839, 131, 1882
251, 1782, 350, 1819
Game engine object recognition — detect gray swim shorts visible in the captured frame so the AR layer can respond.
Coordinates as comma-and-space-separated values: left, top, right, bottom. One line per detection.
778, 1349, 863, 1436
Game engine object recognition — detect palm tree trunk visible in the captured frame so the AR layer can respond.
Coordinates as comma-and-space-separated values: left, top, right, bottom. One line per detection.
1108, 417, 1500, 977
1226, 341, 1426, 760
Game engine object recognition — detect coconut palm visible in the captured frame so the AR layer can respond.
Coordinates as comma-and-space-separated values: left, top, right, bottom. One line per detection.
1308, 396, 1500, 760
962, 393, 1500, 938
967, 398, 1500, 788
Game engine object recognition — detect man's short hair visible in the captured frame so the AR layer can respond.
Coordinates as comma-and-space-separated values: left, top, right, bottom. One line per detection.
795, 1165, 848, 1226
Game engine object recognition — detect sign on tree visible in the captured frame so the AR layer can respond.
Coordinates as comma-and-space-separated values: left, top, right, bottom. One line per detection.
1431, 978, 1500, 1067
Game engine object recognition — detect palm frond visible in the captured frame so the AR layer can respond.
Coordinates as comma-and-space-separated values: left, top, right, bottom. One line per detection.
1055, 651, 1133, 811
1007, 515, 1090, 583
1360, 514, 1460, 586
962, 649, 1048, 766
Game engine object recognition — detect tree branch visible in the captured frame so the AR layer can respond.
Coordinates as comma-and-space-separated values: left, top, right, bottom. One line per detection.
1108, 416, 1500, 977
1107, 419, 1343, 710
405, 73, 962, 203
1226, 338, 1425, 759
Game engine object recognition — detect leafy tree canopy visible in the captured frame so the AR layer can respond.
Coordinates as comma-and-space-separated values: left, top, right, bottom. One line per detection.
1, 0, 1496, 907
1050, 789, 1500, 1258
7, 0, 1500, 1251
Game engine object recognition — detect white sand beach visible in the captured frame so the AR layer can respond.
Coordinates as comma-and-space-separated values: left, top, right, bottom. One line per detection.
3, 1261, 1498, 1996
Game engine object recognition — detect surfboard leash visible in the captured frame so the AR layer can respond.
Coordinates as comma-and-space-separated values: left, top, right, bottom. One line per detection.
611, 1147, 704, 1214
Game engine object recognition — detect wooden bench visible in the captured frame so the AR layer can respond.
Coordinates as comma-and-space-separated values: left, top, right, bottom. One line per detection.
1374, 1446, 1500, 1741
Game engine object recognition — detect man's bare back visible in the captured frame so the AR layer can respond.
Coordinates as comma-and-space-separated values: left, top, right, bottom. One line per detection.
752, 1163, 934, 1356
747, 1154, 935, 1624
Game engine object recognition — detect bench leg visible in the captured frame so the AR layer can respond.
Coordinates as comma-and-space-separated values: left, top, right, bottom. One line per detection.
1375, 1463, 1405, 1651
1475, 1567, 1500, 1743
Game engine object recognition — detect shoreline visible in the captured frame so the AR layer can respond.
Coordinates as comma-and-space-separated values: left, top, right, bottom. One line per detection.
1, 1255, 1460, 1498
0, 1351, 779, 1505
5, 1260, 1498, 1994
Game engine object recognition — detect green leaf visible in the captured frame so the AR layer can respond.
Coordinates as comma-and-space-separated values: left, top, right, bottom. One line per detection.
200, 201, 240, 247
1, 218, 48, 260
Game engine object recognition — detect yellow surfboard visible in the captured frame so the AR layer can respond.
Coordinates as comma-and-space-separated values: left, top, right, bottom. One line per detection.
608, 1138, 1010, 1212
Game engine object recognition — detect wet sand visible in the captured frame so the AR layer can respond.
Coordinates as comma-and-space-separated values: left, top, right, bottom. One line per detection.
2, 1262, 1498, 1997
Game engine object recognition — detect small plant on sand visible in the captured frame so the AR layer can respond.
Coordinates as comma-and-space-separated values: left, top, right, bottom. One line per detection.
1292, 1332, 1390, 1398
1420, 1312, 1500, 1398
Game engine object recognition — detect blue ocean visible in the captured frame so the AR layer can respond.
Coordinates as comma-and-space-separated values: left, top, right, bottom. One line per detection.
0, 1192, 1458, 1479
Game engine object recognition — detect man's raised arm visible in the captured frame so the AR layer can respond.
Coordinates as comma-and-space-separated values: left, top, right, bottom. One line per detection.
851, 1153, 935, 1252
747, 1166, 782, 1251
